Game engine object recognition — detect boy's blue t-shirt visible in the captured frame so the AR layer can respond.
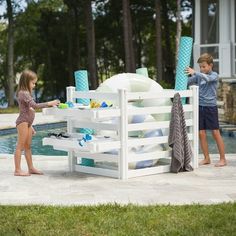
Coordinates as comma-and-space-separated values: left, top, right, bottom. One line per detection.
188, 70, 218, 106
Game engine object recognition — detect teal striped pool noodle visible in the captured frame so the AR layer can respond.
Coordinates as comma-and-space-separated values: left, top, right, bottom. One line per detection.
74, 70, 94, 166
136, 67, 149, 77
79, 128, 93, 135
175, 36, 193, 91
74, 70, 90, 105
74, 70, 94, 160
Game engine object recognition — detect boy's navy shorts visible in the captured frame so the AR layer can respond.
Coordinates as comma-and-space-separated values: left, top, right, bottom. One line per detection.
199, 106, 219, 130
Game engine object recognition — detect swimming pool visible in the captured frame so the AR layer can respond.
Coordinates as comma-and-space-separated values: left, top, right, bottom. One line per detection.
200, 131, 236, 154
0, 127, 235, 155
0, 127, 67, 156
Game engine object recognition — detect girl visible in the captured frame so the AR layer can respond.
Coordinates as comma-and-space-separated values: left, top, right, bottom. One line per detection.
14, 70, 60, 176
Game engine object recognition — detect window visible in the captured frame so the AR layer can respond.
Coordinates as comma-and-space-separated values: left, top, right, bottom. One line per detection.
200, 46, 218, 59
200, 0, 219, 44
200, 46, 219, 73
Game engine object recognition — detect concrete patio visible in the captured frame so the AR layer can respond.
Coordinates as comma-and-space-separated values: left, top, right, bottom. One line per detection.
0, 113, 236, 206
0, 153, 236, 206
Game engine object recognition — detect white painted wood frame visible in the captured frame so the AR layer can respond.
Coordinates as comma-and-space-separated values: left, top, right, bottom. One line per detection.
43, 86, 199, 179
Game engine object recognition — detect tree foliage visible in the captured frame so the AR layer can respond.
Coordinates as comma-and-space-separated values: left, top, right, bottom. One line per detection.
0, 0, 193, 105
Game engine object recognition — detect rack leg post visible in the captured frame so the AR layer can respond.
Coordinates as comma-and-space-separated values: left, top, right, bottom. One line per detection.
119, 89, 128, 180
66, 86, 76, 172
190, 85, 199, 169
67, 119, 76, 172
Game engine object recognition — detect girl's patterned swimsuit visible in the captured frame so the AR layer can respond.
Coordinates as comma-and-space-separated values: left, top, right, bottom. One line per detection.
16, 90, 48, 127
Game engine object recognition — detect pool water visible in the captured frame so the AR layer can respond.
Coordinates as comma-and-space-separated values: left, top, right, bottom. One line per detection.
0, 128, 235, 155
200, 131, 236, 154
0, 128, 67, 156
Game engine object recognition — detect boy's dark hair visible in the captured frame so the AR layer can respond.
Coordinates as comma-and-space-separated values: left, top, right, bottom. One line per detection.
197, 53, 214, 65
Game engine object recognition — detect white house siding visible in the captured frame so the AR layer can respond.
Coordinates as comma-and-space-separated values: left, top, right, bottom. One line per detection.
193, 0, 235, 78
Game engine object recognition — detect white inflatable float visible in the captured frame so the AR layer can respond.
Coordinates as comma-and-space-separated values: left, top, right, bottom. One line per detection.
96, 73, 171, 169
96, 73, 171, 121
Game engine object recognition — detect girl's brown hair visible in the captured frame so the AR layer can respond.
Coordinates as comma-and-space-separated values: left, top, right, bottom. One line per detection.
17, 70, 37, 95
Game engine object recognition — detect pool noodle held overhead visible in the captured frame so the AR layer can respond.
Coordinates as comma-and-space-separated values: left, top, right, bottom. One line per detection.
175, 36, 193, 92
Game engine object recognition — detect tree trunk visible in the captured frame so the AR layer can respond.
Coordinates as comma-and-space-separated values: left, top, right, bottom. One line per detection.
66, 7, 74, 85
155, 0, 162, 82
122, 0, 135, 72
84, 0, 98, 89
73, 4, 81, 71
176, 0, 182, 66
161, 0, 175, 85
6, 0, 15, 107
127, 2, 135, 72
64, 0, 81, 86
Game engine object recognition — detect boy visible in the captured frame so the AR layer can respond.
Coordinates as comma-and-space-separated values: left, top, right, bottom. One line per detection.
185, 53, 227, 167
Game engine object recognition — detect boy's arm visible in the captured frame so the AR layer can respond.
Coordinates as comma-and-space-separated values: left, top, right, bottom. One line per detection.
185, 67, 218, 83
188, 75, 198, 85
194, 71, 218, 83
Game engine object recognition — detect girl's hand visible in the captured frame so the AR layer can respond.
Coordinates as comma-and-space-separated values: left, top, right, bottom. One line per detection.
32, 126, 36, 136
185, 67, 195, 76
48, 99, 60, 107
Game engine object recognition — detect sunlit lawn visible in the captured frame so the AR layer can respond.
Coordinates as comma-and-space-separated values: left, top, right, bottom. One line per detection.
1, 203, 236, 236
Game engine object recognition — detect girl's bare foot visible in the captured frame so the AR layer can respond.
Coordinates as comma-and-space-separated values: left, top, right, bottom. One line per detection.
29, 168, 43, 175
14, 171, 31, 176
215, 160, 227, 167
199, 159, 211, 165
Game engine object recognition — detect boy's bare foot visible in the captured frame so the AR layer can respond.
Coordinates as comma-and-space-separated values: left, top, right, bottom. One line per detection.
215, 161, 227, 167
29, 168, 43, 175
14, 171, 31, 176
199, 159, 211, 165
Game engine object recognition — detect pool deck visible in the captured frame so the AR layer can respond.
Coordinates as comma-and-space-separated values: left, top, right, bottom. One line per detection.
0, 112, 63, 130
1, 154, 236, 206
0, 113, 236, 206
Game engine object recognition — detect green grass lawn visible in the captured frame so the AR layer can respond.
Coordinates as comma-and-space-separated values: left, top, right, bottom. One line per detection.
1, 203, 236, 236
